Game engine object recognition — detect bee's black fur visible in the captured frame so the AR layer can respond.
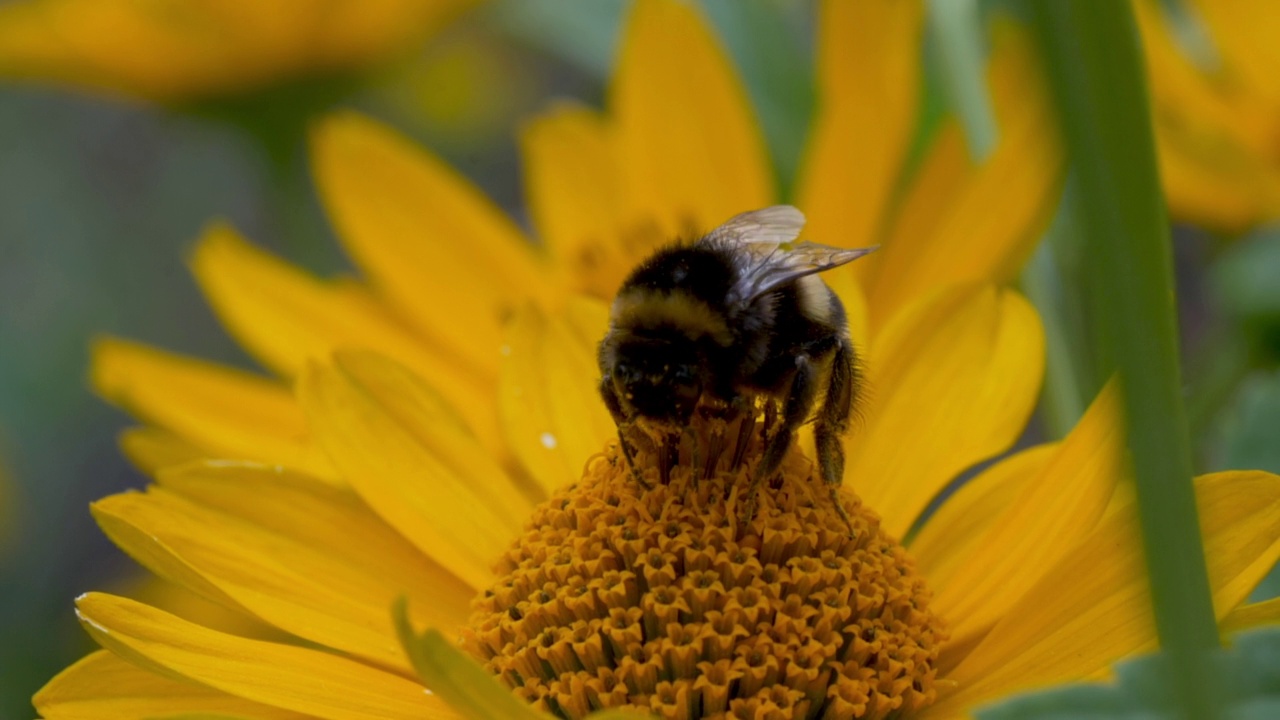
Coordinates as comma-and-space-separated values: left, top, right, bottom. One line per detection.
598, 209, 868, 531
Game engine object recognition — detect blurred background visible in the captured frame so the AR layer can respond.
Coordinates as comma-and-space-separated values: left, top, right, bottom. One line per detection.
0, 1, 1278, 717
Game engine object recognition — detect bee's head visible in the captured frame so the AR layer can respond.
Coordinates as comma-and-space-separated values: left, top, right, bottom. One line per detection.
612, 335, 703, 425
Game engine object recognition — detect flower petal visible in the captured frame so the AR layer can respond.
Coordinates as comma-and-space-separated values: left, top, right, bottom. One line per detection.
924, 470, 1280, 717
929, 383, 1124, 647
92, 337, 333, 480
74, 593, 456, 720
300, 356, 529, 590
865, 29, 1062, 327
861, 121, 970, 287
118, 426, 217, 475
499, 299, 615, 497
519, 102, 634, 298
796, 0, 924, 252
1134, 0, 1280, 232
1187, 0, 1280, 107
34, 650, 310, 720
1221, 596, 1280, 636
92, 462, 472, 672
910, 442, 1059, 590
311, 110, 561, 379
611, 0, 773, 234
848, 285, 1045, 539
189, 222, 499, 447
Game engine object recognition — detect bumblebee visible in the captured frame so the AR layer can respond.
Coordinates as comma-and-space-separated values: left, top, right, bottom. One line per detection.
597, 205, 875, 528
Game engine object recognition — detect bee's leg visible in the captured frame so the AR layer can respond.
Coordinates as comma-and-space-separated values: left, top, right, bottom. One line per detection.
729, 397, 756, 472
743, 356, 818, 525
682, 423, 703, 484
657, 429, 681, 485
815, 337, 858, 535
617, 422, 649, 489
599, 374, 648, 489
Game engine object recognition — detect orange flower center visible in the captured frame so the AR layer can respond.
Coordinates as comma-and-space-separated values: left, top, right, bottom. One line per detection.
463, 423, 946, 719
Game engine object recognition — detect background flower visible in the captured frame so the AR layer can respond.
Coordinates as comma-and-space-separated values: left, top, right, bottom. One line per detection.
1135, 0, 1280, 234
0, 0, 479, 104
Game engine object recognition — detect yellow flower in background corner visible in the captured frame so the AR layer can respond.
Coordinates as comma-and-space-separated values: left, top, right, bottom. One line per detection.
0, 0, 478, 103
1135, 0, 1280, 234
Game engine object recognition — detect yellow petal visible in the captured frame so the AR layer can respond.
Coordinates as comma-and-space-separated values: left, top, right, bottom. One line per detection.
1185, 0, 1280, 116
911, 442, 1059, 590
0, 0, 474, 103
311, 111, 560, 380
930, 383, 1124, 647
796, 0, 924, 252
34, 650, 310, 720
325, 349, 540, 506
92, 337, 333, 480
189, 222, 499, 448
1134, 0, 1280, 232
865, 30, 1062, 327
925, 470, 1280, 717
118, 427, 215, 475
74, 593, 456, 720
862, 121, 970, 287
611, 0, 773, 235
848, 285, 1044, 539
307, 0, 478, 71
519, 102, 634, 298
92, 462, 472, 672
300, 358, 527, 590
499, 299, 615, 497
1221, 596, 1280, 636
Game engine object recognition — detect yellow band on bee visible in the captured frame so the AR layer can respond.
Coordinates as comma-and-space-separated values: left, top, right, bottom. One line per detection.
610, 290, 734, 346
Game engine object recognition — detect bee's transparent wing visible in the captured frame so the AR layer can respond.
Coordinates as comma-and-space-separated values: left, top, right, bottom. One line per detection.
702, 205, 877, 307
703, 205, 807, 248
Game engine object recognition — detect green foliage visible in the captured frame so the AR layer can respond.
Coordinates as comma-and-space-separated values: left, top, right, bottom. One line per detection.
1213, 228, 1280, 363
976, 627, 1280, 719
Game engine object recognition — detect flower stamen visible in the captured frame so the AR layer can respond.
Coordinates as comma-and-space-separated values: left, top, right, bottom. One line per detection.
462, 429, 946, 719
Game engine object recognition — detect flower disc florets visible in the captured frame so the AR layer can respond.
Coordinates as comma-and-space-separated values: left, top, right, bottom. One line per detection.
462, 425, 946, 719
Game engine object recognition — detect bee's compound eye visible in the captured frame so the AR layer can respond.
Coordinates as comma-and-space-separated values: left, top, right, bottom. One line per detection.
671, 365, 695, 383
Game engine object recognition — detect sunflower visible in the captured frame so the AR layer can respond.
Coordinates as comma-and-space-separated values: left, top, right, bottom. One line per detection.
1134, 0, 1280, 234
37, 1, 1280, 719
0, 0, 477, 103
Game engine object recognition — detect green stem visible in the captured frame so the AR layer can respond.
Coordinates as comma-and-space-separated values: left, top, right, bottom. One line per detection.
1028, 2, 1220, 719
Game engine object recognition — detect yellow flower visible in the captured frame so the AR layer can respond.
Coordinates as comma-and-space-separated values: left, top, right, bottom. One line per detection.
1135, 0, 1280, 233
0, 0, 477, 103
36, 1, 1280, 719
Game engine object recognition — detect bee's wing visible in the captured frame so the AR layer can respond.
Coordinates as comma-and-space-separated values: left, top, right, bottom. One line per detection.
703, 205, 807, 248
702, 205, 877, 307
735, 242, 877, 304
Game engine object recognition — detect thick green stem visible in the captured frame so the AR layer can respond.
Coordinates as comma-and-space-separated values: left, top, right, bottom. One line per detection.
1028, 2, 1220, 718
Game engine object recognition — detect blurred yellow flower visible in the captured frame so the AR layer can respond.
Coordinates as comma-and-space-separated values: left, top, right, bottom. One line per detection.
36, 2, 1275, 719
0, 0, 477, 103
1135, 0, 1280, 233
